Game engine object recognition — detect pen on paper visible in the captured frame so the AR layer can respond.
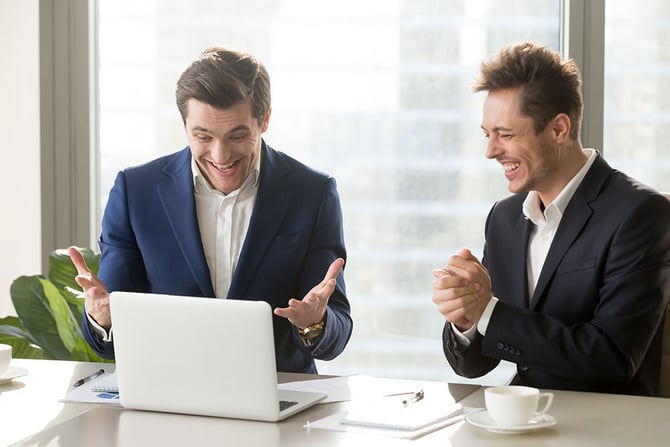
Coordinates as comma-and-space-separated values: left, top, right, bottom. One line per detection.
402, 390, 424, 406
72, 369, 105, 388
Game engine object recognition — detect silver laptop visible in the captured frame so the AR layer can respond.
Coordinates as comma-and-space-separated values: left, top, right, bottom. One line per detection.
109, 291, 326, 421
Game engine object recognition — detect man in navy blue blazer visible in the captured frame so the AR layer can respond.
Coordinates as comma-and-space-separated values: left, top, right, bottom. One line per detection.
433, 42, 670, 396
69, 46, 352, 373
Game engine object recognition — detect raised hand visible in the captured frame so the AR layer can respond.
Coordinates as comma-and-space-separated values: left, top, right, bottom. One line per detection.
273, 257, 344, 329
68, 246, 112, 329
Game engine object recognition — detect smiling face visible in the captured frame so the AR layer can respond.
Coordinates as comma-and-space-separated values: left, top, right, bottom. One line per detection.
481, 88, 568, 203
185, 99, 270, 194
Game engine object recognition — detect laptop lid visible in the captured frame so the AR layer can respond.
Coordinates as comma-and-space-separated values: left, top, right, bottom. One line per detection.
109, 291, 325, 421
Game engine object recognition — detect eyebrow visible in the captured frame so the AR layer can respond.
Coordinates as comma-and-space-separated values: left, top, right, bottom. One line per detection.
481, 125, 513, 133
190, 124, 251, 135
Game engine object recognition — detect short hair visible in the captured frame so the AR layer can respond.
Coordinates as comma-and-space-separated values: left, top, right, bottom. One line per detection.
473, 41, 583, 140
176, 46, 271, 125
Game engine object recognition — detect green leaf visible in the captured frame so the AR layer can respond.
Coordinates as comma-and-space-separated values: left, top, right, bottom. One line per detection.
0, 333, 43, 359
39, 277, 82, 352
0, 316, 37, 345
10, 276, 70, 359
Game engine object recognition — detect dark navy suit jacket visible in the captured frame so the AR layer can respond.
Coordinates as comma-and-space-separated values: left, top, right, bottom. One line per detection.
442, 155, 670, 395
83, 141, 352, 373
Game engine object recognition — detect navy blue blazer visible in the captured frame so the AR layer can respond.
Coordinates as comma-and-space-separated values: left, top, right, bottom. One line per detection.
442, 155, 670, 395
83, 141, 352, 373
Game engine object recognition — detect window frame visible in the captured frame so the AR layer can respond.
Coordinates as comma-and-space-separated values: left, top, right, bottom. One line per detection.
38, 0, 605, 275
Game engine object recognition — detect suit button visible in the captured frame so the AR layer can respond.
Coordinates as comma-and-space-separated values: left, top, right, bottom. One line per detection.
497, 342, 505, 350
519, 365, 529, 372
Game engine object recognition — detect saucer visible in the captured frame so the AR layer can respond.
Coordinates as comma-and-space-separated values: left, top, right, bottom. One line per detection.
0, 366, 29, 384
465, 410, 556, 434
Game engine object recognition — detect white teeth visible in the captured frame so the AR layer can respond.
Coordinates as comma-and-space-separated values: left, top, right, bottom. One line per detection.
213, 161, 235, 170
503, 162, 520, 172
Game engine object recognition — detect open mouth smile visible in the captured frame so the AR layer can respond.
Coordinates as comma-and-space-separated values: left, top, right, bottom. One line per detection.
210, 160, 238, 171
502, 162, 520, 172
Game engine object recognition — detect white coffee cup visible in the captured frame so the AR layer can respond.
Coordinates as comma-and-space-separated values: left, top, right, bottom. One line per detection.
0, 343, 12, 376
485, 385, 553, 427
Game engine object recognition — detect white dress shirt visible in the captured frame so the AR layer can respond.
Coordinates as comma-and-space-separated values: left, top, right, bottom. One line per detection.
192, 157, 260, 297
456, 149, 598, 344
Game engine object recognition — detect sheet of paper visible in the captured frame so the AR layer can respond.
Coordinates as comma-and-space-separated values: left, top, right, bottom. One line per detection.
340, 396, 462, 431
279, 375, 421, 403
60, 372, 121, 405
306, 411, 464, 440
279, 374, 479, 404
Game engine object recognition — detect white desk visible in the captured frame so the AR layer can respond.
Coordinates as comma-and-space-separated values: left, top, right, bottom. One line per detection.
0, 359, 107, 446
4, 359, 670, 446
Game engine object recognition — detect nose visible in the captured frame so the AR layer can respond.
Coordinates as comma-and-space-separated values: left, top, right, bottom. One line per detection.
209, 139, 230, 164
485, 135, 503, 160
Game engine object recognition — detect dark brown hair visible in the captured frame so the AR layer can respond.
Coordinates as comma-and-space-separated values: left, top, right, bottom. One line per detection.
176, 46, 271, 125
473, 41, 583, 140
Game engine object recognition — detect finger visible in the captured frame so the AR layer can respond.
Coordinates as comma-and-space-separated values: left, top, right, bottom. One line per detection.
322, 258, 344, 284
434, 291, 480, 318
435, 300, 472, 324
74, 275, 95, 291
273, 306, 291, 318
68, 246, 92, 275
432, 267, 458, 278
433, 287, 479, 309
313, 278, 337, 299
432, 273, 468, 292
445, 257, 475, 279
457, 247, 475, 260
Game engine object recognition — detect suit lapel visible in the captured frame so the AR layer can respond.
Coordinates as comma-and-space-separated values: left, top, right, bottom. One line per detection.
157, 148, 215, 297
228, 143, 293, 298
530, 155, 610, 309
530, 198, 592, 308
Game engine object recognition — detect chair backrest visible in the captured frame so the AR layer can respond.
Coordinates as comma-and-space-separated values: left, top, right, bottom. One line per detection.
661, 192, 670, 397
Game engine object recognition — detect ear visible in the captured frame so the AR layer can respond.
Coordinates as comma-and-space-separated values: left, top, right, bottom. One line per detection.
552, 113, 571, 143
260, 108, 272, 133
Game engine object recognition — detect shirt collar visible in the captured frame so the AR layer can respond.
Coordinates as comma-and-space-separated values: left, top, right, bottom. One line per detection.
191, 151, 261, 195
523, 149, 598, 225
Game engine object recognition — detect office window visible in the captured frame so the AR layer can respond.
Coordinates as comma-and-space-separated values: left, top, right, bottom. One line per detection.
604, 1, 670, 192
97, 0, 560, 380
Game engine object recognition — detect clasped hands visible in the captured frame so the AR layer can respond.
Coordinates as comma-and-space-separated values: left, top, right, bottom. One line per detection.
432, 248, 492, 332
67, 246, 344, 332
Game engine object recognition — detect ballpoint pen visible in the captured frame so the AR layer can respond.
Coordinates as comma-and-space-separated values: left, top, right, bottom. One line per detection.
402, 390, 424, 406
72, 368, 105, 388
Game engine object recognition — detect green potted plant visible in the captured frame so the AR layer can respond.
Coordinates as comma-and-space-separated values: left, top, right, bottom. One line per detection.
0, 248, 112, 362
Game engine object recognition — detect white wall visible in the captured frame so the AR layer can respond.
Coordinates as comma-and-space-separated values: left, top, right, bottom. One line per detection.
0, 0, 41, 317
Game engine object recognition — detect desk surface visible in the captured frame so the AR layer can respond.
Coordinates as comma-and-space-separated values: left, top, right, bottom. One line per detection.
3, 359, 670, 446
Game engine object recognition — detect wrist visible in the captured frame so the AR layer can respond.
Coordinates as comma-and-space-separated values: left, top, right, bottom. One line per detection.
297, 318, 326, 347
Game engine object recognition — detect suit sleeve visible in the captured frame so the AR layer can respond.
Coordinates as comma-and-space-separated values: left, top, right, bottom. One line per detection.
295, 177, 352, 360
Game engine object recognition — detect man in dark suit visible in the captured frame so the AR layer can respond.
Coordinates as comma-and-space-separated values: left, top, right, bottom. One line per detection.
433, 41, 670, 396
69, 46, 352, 374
